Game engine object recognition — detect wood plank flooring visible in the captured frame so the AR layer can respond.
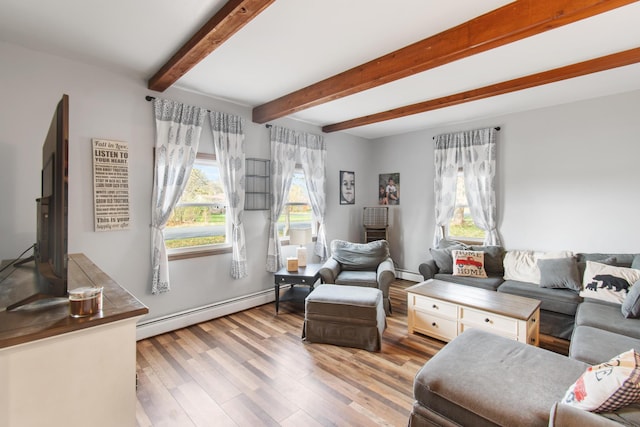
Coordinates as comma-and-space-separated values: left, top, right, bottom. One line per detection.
135, 280, 569, 426
135, 280, 443, 426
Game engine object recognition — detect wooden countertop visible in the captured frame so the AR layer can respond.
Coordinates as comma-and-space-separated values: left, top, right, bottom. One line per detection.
0, 253, 148, 349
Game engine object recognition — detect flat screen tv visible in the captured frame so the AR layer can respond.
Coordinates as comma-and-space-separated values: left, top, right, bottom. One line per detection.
7, 94, 69, 310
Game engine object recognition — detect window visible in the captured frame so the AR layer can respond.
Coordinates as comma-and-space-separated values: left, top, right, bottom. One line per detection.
165, 153, 231, 257
278, 168, 315, 239
446, 169, 485, 242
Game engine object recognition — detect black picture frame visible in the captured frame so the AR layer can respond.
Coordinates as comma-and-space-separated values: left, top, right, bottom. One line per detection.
339, 170, 355, 205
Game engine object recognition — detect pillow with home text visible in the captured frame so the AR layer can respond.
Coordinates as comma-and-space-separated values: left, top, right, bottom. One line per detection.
452, 250, 487, 278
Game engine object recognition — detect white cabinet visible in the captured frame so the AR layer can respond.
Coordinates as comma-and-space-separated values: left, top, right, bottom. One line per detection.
407, 280, 540, 345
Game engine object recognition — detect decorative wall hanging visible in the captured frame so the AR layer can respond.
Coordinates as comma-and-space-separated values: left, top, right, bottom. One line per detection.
92, 139, 130, 231
340, 170, 355, 205
379, 172, 400, 205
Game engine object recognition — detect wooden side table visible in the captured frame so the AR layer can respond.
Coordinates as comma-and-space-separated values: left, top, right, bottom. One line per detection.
274, 263, 322, 313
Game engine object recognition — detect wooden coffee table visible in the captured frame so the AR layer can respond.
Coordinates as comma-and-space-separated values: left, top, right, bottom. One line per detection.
406, 279, 540, 346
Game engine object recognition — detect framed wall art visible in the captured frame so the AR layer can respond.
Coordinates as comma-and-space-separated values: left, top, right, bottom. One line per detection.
339, 170, 355, 205
379, 172, 400, 205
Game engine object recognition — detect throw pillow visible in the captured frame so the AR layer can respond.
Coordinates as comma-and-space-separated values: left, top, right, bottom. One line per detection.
503, 250, 574, 284
632, 254, 640, 270
430, 244, 466, 274
622, 280, 640, 318
581, 261, 640, 304
538, 257, 582, 291
330, 239, 389, 270
470, 245, 505, 275
562, 349, 640, 413
577, 256, 618, 282
452, 250, 487, 278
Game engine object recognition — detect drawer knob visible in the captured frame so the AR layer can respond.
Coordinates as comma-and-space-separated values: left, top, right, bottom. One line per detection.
431, 322, 437, 327
532, 318, 536, 323
484, 318, 491, 323
432, 304, 438, 309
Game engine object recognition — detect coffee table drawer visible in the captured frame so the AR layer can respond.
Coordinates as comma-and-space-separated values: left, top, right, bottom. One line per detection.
413, 311, 458, 341
410, 294, 458, 319
459, 307, 518, 335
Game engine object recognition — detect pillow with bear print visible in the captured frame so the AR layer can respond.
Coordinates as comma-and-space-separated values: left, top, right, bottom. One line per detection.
580, 261, 640, 304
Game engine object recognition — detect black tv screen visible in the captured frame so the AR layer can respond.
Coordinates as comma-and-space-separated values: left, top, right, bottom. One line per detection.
6, 95, 69, 311
36, 94, 69, 297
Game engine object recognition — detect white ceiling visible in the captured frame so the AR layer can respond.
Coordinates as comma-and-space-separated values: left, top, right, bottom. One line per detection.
2, 0, 640, 139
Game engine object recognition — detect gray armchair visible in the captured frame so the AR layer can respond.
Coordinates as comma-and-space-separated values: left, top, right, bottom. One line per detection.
319, 239, 396, 314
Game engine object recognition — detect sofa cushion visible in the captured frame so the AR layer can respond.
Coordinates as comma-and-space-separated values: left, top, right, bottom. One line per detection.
633, 255, 640, 270
503, 250, 573, 284
538, 257, 581, 291
433, 273, 504, 291
335, 270, 377, 287
469, 245, 505, 275
622, 280, 640, 318
452, 249, 487, 278
498, 280, 581, 316
570, 326, 640, 365
330, 239, 389, 270
413, 329, 588, 427
562, 349, 640, 413
576, 300, 640, 339
429, 244, 466, 274
577, 253, 638, 268
580, 261, 640, 304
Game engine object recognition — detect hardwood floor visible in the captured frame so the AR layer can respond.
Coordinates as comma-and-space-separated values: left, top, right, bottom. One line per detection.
135, 280, 444, 426
135, 279, 569, 426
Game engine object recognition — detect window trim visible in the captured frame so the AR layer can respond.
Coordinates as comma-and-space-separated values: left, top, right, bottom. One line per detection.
166, 153, 232, 260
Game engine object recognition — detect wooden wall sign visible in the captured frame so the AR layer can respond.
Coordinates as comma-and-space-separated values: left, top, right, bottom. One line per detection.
92, 139, 130, 231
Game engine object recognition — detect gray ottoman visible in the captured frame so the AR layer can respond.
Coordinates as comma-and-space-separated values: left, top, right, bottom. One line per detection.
410, 329, 588, 427
302, 284, 386, 352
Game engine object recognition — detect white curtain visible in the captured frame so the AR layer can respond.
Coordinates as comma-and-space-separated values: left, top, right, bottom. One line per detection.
266, 126, 298, 272
433, 127, 500, 247
209, 111, 247, 279
151, 98, 206, 294
299, 132, 328, 260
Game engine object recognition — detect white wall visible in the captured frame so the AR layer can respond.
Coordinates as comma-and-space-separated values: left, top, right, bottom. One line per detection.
371, 89, 640, 273
0, 41, 371, 326
3, 39, 640, 331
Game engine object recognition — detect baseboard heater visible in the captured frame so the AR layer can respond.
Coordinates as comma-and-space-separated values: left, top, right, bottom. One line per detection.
135, 288, 274, 340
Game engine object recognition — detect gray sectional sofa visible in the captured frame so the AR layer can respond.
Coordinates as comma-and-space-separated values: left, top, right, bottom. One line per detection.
418, 246, 639, 340
412, 246, 640, 426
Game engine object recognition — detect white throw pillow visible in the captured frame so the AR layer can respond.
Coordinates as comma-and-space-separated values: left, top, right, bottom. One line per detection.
452, 250, 487, 278
562, 349, 640, 413
580, 261, 640, 304
503, 250, 574, 284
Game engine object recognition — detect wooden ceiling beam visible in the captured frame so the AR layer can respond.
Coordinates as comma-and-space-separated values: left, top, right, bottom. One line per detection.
322, 47, 640, 133
252, 0, 639, 124
148, 0, 275, 92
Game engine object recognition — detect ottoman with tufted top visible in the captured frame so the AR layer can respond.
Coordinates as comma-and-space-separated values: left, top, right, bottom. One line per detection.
302, 284, 386, 352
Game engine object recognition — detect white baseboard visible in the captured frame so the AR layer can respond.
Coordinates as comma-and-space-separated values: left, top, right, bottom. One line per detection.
136, 272, 422, 340
136, 289, 274, 340
396, 269, 422, 282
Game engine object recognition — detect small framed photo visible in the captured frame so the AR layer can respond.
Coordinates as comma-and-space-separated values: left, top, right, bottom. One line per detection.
339, 170, 355, 205
379, 173, 400, 205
